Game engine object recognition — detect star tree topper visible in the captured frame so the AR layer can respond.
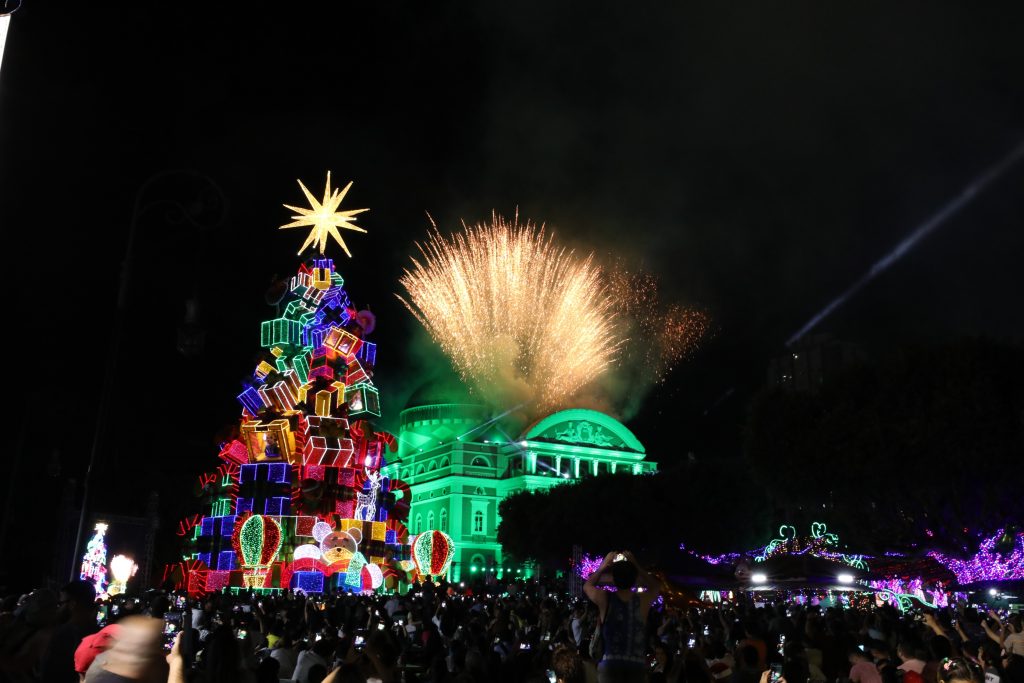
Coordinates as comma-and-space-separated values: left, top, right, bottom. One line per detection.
281, 172, 369, 257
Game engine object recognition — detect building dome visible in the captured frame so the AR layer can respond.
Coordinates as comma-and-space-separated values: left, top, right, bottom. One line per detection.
399, 376, 488, 456
403, 374, 475, 410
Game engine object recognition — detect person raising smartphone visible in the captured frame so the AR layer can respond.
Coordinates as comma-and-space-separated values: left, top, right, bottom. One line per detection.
584, 550, 661, 683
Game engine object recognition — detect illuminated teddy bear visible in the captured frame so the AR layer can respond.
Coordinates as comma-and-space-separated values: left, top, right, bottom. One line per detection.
292, 519, 383, 591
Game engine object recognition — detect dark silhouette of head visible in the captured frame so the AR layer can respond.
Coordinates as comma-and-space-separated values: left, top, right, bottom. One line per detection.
610, 560, 637, 590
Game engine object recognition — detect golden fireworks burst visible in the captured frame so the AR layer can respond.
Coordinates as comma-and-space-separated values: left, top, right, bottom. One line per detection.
605, 267, 709, 383
397, 213, 620, 411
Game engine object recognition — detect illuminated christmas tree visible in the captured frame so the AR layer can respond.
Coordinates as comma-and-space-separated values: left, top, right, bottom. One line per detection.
166, 174, 420, 594
80, 523, 109, 597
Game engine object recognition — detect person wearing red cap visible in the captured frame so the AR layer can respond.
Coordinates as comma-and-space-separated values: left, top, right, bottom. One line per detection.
74, 625, 120, 681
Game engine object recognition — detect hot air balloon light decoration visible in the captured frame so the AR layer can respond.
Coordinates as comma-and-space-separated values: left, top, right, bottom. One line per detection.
233, 514, 283, 587
412, 530, 455, 578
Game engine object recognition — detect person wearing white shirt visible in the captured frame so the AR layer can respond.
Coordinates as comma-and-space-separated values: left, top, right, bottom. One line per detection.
292, 640, 331, 682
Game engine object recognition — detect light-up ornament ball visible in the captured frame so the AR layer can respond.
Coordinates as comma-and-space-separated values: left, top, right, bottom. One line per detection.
411, 530, 455, 577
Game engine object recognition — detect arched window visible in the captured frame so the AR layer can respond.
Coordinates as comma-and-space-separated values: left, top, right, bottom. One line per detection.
415, 514, 422, 534
473, 487, 485, 496
427, 512, 435, 530
428, 461, 437, 471
473, 510, 484, 534
440, 458, 450, 468
470, 553, 485, 569
415, 465, 425, 475
470, 456, 490, 468
440, 509, 448, 532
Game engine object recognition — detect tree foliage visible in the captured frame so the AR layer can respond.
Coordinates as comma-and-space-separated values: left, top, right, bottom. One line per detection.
497, 459, 771, 568
744, 338, 1024, 553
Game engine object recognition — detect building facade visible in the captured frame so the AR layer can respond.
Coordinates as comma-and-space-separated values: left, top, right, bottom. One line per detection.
381, 403, 656, 582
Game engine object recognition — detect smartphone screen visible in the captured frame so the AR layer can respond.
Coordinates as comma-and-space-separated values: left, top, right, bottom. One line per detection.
354, 635, 365, 648
163, 612, 183, 651
770, 664, 783, 683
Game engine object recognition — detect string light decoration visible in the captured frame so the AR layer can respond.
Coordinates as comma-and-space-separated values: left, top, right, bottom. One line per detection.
168, 180, 413, 595
928, 528, 1024, 584
80, 523, 109, 597
686, 522, 870, 571
867, 578, 962, 611
577, 553, 603, 578
411, 530, 455, 578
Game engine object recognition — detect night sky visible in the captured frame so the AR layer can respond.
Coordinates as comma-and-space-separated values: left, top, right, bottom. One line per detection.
2, 2, 1022, 582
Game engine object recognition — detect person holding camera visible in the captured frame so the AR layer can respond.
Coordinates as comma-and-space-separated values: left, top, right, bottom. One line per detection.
584, 550, 661, 683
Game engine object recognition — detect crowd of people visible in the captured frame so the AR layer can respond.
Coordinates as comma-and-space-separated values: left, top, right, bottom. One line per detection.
0, 554, 1021, 683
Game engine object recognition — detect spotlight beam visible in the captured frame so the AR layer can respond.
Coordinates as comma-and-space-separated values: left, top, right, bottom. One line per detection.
787, 140, 1024, 347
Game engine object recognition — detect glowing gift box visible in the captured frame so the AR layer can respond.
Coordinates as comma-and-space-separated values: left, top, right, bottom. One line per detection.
284, 299, 317, 324
347, 383, 381, 418
260, 318, 302, 348
323, 326, 362, 362
291, 349, 313, 384
258, 373, 301, 412
335, 500, 356, 517
338, 468, 357, 487
320, 304, 350, 327
295, 516, 316, 537
356, 438, 384, 470
344, 358, 370, 386
370, 521, 386, 542
237, 386, 266, 415
254, 360, 276, 379
290, 271, 312, 291
308, 348, 346, 381
356, 341, 377, 367
312, 267, 333, 290
240, 417, 298, 464
313, 382, 346, 417
301, 416, 354, 466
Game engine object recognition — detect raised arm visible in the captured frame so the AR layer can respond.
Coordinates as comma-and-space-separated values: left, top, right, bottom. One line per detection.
982, 611, 1005, 646
583, 551, 619, 612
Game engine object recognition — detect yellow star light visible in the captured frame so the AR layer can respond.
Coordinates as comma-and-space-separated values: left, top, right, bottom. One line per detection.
281, 172, 369, 257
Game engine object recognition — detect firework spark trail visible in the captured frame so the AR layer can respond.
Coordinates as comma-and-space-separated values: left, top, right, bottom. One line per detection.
605, 268, 709, 384
398, 213, 620, 411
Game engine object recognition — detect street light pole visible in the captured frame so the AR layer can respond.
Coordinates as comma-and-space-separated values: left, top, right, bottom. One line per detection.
69, 169, 228, 581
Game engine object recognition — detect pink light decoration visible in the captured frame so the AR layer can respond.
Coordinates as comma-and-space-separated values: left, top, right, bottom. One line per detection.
928, 528, 1024, 584
206, 571, 231, 592
577, 553, 603, 578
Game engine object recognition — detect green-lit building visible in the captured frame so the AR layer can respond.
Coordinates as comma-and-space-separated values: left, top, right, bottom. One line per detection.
381, 396, 656, 582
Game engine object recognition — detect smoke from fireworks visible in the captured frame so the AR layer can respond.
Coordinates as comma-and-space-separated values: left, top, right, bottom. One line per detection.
397, 213, 619, 412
